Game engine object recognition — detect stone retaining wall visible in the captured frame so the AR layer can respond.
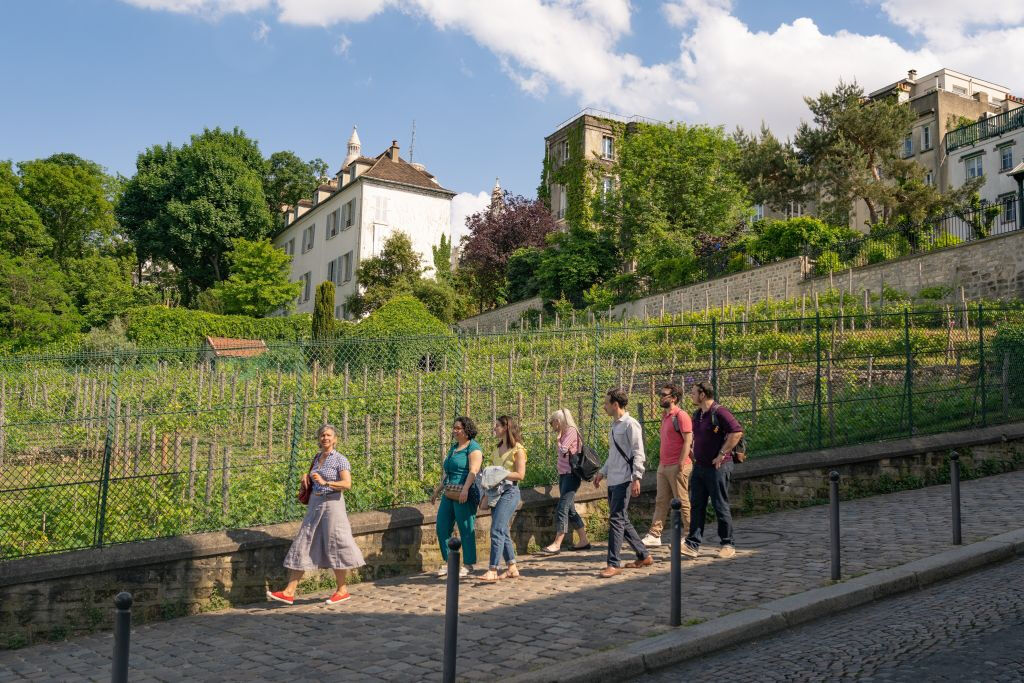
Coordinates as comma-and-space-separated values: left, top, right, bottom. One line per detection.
2, 423, 1022, 648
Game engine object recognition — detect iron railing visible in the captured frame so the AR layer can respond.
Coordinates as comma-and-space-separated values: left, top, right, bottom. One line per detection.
945, 107, 1024, 153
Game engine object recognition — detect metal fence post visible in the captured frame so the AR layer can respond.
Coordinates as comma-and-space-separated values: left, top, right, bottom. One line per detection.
829, 470, 840, 580
670, 498, 682, 627
904, 309, 913, 437
710, 318, 718, 398
979, 303, 987, 427
95, 353, 121, 548
815, 313, 823, 450
111, 592, 132, 683
443, 537, 461, 683
950, 451, 962, 545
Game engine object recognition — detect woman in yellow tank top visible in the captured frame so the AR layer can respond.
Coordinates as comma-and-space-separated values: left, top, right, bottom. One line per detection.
479, 415, 527, 582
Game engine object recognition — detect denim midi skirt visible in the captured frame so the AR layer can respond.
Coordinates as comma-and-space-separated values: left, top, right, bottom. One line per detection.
283, 491, 365, 571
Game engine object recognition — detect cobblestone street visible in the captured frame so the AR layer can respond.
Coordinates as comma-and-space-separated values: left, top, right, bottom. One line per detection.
1, 470, 1023, 682
638, 556, 1024, 682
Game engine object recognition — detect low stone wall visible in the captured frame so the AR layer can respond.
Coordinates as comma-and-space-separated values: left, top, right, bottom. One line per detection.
455, 296, 544, 332
3, 423, 1022, 648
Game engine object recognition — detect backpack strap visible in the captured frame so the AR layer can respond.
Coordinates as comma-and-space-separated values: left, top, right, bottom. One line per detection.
611, 430, 636, 474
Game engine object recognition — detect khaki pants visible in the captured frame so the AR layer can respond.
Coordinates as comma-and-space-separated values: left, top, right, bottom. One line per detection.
648, 461, 692, 537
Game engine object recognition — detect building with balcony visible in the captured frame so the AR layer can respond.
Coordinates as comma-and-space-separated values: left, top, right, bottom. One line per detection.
945, 107, 1024, 233
272, 127, 455, 318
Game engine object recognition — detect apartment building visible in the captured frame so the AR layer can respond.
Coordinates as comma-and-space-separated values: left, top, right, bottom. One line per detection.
272, 127, 455, 318
853, 68, 1023, 229
542, 109, 662, 226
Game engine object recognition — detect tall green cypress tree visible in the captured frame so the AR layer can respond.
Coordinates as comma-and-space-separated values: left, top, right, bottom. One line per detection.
312, 281, 334, 340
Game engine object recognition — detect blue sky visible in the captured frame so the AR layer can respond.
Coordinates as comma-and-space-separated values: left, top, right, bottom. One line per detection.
2, 1, 1022, 233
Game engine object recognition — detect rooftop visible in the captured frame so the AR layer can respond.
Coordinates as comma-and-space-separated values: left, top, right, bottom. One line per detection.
203, 337, 268, 358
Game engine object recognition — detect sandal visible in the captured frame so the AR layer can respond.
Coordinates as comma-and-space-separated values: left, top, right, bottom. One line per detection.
479, 570, 501, 582
540, 545, 561, 555
501, 565, 520, 579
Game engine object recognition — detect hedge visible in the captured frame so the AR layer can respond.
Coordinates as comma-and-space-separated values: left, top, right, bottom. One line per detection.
333, 296, 454, 371
122, 306, 311, 349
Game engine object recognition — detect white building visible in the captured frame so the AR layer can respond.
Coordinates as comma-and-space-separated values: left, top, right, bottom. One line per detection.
272, 127, 455, 318
945, 107, 1024, 233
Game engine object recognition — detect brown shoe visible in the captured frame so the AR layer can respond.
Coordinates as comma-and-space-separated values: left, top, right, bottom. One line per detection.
625, 555, 653, 569
599, 566, 622, 578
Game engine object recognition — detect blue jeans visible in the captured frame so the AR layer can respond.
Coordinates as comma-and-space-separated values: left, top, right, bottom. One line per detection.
686, 463, 734, 550
555, 473, 585, 534
488, 485, 520, 569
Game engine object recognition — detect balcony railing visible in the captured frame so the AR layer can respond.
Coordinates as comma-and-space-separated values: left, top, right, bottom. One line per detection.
945, 107, 1024, 153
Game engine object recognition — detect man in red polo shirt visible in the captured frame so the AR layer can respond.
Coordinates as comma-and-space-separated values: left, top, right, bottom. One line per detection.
641, 383, 692, 547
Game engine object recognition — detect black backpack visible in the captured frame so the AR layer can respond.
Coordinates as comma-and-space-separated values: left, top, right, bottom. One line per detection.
569, 433, 602, 481
693, 405, 748, 463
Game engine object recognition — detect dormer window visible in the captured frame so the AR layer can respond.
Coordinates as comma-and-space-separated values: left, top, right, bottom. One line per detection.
350, 165, 357, 183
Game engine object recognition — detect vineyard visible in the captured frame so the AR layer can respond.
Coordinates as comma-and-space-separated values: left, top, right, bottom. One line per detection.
2, 296, 1023, 560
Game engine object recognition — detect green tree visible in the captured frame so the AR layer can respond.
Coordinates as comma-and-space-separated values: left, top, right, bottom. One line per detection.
0, 178, 52, 256
505, 247, 543, 302
747, 217, 859, 262
347, 231, 423, 317
16, 158, 117, 263
65, 254, 155, 328
431, 233, 453, 283
214, 237, 301, 317
601, 122, 749, 259
117, 127, 273, 301
0, 254, 83, 351
795, 81, 926, 227
535, 226, 618, 308
733, 125, 811, 213
264, 151, 328, 217
312, 280, 335, 340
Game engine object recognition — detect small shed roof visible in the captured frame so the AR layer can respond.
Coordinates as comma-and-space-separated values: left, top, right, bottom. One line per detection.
203, 337, 268, 358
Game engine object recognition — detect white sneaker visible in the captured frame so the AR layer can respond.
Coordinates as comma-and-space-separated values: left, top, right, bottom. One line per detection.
436, 565, 448, 578
680, 544, 699, 558
718, 545, 736, 559
641, 533, 662, 547
459, 565, 471, 578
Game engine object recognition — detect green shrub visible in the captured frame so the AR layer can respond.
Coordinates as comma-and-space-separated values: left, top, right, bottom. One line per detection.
122, 306, 310, 349
336, 296, 454, 371
813, 250, 843, 276
992, 322, 1024, 394
925, 232, 962, 251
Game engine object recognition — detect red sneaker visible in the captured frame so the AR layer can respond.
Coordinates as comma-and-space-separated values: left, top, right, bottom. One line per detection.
266, 590, 294, 605
325, 592, 351, 605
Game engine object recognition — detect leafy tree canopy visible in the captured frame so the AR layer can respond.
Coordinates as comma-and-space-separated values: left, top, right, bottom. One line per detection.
263, 150, 328, 216
214, 237, 301, 317
117, 127, 273, 300
0, 253, 83, 351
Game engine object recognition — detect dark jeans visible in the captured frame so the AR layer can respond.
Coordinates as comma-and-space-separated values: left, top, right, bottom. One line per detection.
607, 482, 648, 567
555, 473, 585, 534
686, 463, 734, 549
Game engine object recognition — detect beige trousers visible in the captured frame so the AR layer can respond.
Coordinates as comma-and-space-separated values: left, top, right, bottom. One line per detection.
648, 462, 693, 537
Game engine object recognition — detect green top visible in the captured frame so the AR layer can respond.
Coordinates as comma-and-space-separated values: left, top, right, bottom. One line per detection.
444, 439, 481, 485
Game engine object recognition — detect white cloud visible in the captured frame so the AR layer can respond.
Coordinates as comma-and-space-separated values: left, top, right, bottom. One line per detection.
333, 33, 352, 57
252, 19, 270, 41
119, 0, 1024, 137
450, 190, 490, 245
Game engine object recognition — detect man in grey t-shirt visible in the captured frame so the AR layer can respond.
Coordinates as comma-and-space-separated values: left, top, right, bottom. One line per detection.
593, 387, 652, 577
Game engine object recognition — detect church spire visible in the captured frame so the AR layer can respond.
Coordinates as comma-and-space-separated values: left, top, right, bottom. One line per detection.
489, 177, 503, 214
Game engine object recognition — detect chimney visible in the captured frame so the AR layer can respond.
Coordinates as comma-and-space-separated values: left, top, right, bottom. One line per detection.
390, 139, 400, 162
907, 69, 917, 82
974, 91, 989, 104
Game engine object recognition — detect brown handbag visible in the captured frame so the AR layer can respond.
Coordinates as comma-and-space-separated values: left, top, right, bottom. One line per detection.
297, 456, 317, 505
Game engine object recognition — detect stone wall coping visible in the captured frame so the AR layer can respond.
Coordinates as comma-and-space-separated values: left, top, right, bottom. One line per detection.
3, 421, 1020, 589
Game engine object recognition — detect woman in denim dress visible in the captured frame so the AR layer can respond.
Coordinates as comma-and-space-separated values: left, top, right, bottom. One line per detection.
267, 424, 364, 606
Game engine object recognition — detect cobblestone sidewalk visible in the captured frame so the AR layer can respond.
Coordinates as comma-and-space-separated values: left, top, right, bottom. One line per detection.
2, 470, 1023, 682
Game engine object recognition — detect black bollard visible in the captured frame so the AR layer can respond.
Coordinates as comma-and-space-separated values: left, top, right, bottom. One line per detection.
442, 537, 461, 683
950, 452, 962, 545
670, 498, 682, 627
829, 471, 840, 581
111, 592, 132, 683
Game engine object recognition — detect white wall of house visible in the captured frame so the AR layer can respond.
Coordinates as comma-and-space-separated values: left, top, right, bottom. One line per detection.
948, 128, 1022, 233
272, 178, 451, 318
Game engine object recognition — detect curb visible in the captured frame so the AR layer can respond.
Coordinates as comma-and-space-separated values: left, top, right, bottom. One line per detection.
507, 527, 1024, 683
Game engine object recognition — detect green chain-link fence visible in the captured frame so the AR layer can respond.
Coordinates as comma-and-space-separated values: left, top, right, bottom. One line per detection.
2, 304, 1023, 560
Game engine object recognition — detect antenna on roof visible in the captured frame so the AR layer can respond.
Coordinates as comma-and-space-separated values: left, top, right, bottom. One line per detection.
409, 119, 416, 163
